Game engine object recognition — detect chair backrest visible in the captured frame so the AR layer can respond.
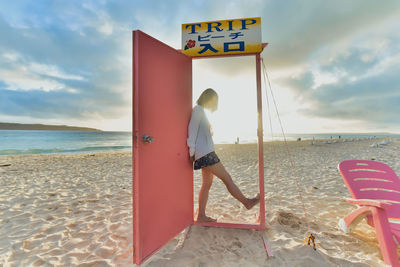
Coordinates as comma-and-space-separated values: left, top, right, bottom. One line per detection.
338, 160, 400, 219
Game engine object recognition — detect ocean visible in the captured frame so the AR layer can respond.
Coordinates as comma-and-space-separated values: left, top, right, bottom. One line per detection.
214, 132, 400, 144
0, 130, 399, 156
0, 130, 132, 156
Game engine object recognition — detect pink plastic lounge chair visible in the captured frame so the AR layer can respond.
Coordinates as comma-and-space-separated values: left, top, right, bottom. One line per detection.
338, 160, 400, 267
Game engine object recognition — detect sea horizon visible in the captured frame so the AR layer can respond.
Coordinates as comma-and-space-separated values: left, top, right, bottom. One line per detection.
0, 130, 399, 156
0, 130, 131, 156
213, 132, 400, 144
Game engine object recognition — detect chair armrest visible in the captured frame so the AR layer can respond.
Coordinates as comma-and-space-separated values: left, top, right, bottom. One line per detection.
345, 198, 392, 210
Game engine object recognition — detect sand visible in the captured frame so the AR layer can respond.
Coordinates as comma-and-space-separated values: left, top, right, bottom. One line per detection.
0, 137, 399, 266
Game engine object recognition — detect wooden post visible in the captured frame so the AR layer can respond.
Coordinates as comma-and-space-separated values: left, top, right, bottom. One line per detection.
256, 53, 266, 230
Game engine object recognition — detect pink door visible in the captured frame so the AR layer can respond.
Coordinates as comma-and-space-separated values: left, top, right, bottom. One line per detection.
132, 30, 193, 265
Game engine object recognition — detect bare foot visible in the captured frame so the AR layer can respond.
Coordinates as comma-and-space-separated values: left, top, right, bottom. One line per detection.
244, 193, 260, 210
197, 214, 217, 223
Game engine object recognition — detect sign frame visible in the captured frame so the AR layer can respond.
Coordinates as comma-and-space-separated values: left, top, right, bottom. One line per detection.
182, 17, 262, 57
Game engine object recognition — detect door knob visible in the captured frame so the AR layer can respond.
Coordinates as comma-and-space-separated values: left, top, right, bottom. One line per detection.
142, 135, 154, 143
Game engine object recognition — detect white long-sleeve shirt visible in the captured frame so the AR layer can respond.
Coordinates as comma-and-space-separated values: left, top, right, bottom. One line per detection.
186, 104, 215, 161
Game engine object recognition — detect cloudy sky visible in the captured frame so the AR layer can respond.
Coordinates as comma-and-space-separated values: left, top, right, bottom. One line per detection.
0, 1, 399, 139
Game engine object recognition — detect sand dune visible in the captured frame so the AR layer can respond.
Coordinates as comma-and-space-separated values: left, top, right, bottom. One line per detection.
0, 138, 399, 266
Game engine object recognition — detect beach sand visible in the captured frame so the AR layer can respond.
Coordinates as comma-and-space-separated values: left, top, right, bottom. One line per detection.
0, 138, 399, 266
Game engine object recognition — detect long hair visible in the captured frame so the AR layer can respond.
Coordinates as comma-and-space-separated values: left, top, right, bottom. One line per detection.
196, 88, 218, 106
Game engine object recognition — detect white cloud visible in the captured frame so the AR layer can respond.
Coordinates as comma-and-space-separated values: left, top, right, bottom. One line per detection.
311, 66, 348, 89
28, 62, 85, 81
0, 50, 84, 92
80, 1, 115, 36
2, 51, 20, 61
0, 68, 64, 92
98, 21, 113, 35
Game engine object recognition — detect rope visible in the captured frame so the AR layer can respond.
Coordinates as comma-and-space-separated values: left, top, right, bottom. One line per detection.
260, 57, 316, 248
261, 59, 282, 207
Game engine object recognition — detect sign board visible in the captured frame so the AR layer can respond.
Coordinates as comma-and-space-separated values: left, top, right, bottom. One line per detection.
182, 17, 262, 57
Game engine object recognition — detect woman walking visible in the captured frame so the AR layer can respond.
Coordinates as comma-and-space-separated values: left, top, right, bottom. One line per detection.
187, 88, 260, 223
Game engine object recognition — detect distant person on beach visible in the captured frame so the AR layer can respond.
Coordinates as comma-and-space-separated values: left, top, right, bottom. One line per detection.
235, 137, 239, 144
187, 88, 260, 223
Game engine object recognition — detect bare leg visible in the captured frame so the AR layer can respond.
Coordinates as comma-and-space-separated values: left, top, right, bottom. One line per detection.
204, 162, 260, 209
197, 167, 217, 222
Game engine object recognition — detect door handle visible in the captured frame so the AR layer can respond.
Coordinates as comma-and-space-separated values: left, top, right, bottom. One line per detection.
142, 135, 154, 143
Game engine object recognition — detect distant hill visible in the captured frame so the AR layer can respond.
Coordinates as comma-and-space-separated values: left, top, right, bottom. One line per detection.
0, 122, 102, 131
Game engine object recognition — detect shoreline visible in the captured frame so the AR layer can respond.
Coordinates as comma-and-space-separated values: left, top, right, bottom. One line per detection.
1, 136, 397, 157
0, 148, 132, 158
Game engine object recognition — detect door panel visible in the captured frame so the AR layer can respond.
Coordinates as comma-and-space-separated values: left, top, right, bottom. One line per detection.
132, 30, 193, 265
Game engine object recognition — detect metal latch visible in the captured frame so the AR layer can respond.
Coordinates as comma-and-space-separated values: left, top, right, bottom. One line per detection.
142, 135, 154, 143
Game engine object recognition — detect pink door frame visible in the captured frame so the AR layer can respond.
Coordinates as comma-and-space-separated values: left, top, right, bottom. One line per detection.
182, 43, 268, 231
133, 28, 269, 264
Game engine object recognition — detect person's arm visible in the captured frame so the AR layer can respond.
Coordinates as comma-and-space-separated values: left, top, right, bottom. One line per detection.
187, 106, 202, 158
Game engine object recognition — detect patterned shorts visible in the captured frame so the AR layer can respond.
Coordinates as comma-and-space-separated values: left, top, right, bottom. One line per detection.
193, 151, 220, 170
